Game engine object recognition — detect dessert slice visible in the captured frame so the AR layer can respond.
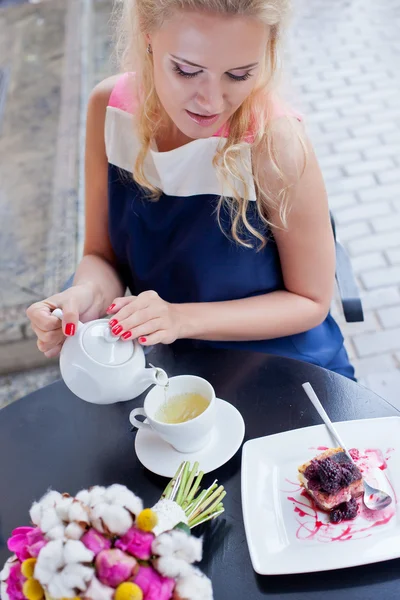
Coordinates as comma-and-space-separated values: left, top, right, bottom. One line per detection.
298, 448, 363, 519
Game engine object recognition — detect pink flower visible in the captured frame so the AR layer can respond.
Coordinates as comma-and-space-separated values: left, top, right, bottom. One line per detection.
115, 526, 154, 560
6, 563, 26, 600
26, 528, 47, 558
95, 548, 137, 588
7, 527, 46, 561
81, 528, 112, 555
134, 565, 175, 600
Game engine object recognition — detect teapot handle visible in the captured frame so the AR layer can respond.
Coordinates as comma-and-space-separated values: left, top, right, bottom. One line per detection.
52, 308, 83, 329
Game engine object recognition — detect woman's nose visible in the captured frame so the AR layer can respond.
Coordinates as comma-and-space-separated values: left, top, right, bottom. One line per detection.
196, 80, 224, 114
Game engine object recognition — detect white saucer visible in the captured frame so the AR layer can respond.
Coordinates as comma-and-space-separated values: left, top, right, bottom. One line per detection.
134, 398, 245, 477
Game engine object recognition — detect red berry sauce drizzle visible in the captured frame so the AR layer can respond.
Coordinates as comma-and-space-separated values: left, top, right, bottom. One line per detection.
283, 448, 396, 543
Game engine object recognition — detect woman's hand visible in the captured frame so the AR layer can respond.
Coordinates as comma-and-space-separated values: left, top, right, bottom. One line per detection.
106, 291, 182, 346
26, 283, 102, 358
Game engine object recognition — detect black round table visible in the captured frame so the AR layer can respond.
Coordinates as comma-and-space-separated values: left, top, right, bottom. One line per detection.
1, 345, 399, 600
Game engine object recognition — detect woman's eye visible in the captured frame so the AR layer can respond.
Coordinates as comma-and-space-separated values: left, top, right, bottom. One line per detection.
173, 63, 202, 78
227, 72, 253, 82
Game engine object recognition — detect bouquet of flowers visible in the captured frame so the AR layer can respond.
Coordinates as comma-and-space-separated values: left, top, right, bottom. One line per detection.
0, 462, 225, 600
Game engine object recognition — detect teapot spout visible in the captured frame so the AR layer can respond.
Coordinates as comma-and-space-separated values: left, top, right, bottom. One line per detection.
147, 364, 169, 386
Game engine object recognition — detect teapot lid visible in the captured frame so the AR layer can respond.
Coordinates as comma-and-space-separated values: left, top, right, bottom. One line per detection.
82, 322, 134, 365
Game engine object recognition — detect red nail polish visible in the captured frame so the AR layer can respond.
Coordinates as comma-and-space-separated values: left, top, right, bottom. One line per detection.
65, 323, 75, 336
139, 337, 147, 343
109, 319, 118, 328
122, 331, 132, 340
112, 325, 123, 335
106, 303, 116, 313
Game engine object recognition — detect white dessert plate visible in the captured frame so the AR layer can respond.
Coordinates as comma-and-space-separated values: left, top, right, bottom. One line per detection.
241, 416, 400, 575
135, 398, 245, 477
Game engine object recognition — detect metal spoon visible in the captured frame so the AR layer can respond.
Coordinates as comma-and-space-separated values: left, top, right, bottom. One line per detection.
302, 382, 392, 511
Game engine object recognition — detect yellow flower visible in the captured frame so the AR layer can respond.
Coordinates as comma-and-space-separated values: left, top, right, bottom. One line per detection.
136, 508, 158, 532
21, 558, 37, 579
115, 582, 143, 600
22, 578, 44, 600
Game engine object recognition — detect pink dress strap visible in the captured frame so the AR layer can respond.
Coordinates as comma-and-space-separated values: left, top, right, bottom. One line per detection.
108, 72, 138, 114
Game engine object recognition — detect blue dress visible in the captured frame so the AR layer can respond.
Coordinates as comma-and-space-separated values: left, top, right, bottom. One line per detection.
105, 74, 355, 380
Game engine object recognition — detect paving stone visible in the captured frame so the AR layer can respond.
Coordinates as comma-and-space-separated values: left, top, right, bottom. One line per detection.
361, 266, 400, 289
360, 287, 400, 311
348, 231, 400, 255
377, 306, 400, 329
350, 122, 397, 138
333, 137, 380, 154
363, 143, 400, 161
386, 248, 400, 265
377, 169, 400, 185
320, 167, 343, 182
323, 115, 368, 132
349, 252, 387, 273
327, 174, 376, 195
352, 355, 397, 379
340, 311, 381, 338
344, 159, 395, 177
336, 220, 371, 242
328, 193, 358, 211
319, 153, 361, 169
362, 370, 400, 409
335, 201, 392, 225
371, 213, 400, 233
353, 327, 400, 357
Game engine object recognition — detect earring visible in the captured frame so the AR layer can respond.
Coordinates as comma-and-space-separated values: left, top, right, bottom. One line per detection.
147, 44, 152, 55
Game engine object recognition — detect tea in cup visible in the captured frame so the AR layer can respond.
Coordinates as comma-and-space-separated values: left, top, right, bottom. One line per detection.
129, 375, 216, 453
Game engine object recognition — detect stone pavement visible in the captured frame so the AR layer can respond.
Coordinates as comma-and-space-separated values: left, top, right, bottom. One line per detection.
288, 0, 400, 404
0, 0, 400, 406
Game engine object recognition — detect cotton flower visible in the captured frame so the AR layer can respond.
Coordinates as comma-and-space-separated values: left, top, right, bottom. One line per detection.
173, 567, 213, 600
152, 557, 192, 579
34, 539, 94, 598
152, 531, 202, 564
76, 485, 143, 536
65, 522, 86, 540
152, 531, 202, 580
104, 485, 143, 517
29, 492, 68, 541
54, 495, 74, 521
84, 575, 114, 600
69, 500, 90, 525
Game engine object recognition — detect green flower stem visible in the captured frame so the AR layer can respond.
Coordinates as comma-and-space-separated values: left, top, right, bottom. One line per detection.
181, 462, 199, 508
190, 507, 225, 528
183, 470, 204, 507
189, 491, 227, 526
175, 462, 190, 506
186, 489, 208, 519
189, 485, 225, 521
162, 462, 184, 499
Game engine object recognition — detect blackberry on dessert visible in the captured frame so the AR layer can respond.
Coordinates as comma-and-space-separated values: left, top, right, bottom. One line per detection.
298, 447, 363, 522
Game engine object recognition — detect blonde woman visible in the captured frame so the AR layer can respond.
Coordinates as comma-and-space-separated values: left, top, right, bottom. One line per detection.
26, 0, 355, 379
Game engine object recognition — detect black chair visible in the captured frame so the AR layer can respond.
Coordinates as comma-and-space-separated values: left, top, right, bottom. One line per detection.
331, 212, 364, 323
63, 213, 364, 324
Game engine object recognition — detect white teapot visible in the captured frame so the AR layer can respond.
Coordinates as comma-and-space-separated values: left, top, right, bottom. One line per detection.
53, 309, 168, 404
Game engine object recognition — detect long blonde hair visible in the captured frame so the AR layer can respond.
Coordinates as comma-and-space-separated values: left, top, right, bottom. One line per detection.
115, 0, 306, 248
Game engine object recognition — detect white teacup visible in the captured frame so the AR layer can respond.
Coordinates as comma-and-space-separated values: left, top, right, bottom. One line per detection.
129, 375, 216, 453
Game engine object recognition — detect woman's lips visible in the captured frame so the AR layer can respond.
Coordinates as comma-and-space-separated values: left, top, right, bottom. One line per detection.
185, 110, 220, 127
